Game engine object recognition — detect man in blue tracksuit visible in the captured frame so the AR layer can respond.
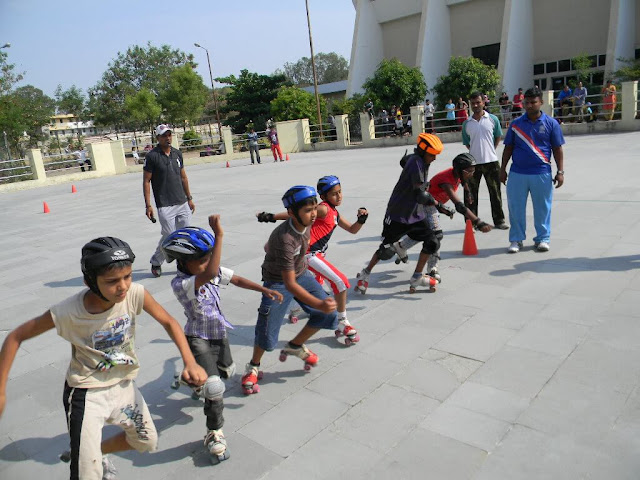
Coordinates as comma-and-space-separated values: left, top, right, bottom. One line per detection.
499, 87, 565, 254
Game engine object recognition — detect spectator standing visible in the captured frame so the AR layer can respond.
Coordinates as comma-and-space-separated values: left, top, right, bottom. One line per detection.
143, 124, 195, 277
268, 126, 284, 162
499, 92, 511, 128
424, 99, 435, 133
512, 88, 524, 119
500, 87, 565, 254
601, 80, 617, 121
573, 81, 588, 122
462, 91, 508, 229
445, 99, 456, 131
132, 147, 140, 164
247, 128, 261, 165
455, 97, 469, 130
557, 85, 574, 122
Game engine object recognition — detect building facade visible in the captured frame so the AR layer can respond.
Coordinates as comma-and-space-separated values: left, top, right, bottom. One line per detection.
43, 113, 111, 139
347, 0, 639, 97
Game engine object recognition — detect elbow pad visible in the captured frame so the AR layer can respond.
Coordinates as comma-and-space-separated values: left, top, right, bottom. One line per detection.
416, 190, 436, 206
257, 212, 276, 223
454, 201, 468, 215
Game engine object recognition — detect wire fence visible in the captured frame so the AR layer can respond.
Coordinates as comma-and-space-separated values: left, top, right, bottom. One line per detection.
0, 158, 33, 184
229, 130, 270, 154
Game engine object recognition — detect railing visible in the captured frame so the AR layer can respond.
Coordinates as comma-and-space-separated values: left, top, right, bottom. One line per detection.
553, 93, 620, 123
308, 123, 337, 142
42, 152, 93, 175
0, 158, 33, 184
373, 114, 413, 138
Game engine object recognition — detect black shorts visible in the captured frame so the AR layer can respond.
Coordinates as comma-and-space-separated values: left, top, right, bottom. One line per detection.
381, 216, 433, 245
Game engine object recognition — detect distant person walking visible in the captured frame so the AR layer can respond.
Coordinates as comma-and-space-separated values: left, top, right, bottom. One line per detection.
268, 126, 284, 162
247, 128, 261, 165
143, 124, 195, 277
462, 91, 508, 229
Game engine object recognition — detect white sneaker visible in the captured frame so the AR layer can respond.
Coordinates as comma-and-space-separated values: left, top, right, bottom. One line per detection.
536, 242, 550, 252
507, 241, 523, 253
102, 455, 117, 480
205, 428, 227, 456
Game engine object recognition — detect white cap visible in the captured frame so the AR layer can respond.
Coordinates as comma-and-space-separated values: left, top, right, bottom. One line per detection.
155, 124, 172, 136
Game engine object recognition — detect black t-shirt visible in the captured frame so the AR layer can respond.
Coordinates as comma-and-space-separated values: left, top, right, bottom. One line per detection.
386, 154, 429, 224
143, 146, 187, 208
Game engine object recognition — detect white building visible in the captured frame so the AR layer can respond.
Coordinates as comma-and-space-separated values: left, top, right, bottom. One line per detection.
347, 0, 639, 97
43, 113, 111, 139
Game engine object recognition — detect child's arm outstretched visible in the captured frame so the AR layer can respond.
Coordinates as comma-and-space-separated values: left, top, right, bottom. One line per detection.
441, 183, 492, 233
230, 275, 284, 303
256, 211, 288, 223
142, 291, 208, 386
338, 207, 368, 234
0, 312, 55, 417
282, 270, 336, 313
194, 214, 224, 290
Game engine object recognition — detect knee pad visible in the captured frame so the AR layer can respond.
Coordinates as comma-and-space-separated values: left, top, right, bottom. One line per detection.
376, 244, 396, 261
421, 234, 441, 255
202, 375, 225, 401
218, 362, 236, 380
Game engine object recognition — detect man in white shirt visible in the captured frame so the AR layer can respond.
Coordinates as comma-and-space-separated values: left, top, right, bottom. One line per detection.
424, 99, 435, 133
461, 92, 508, 229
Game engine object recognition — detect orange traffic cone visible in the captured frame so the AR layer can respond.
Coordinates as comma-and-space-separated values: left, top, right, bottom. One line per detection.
71, 185, 77, 193
226, 161, 230, 168
43, 202, 50, 214
462, 219, 478, 255
286, 154, 290, 161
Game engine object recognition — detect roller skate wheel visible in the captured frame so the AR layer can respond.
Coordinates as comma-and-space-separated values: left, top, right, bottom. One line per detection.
304, 363, 312, 371
170, 377, 180, 390
279, 352, 287, 362
59, 450, 71, 463
352, 334, 360, 343
210, 450, 230, 465
290, 316, 298, 324
334, 329, 342, 338
191, 391, 200, 401
409, 287, 417, 294
257, 371, 264, 380
242, 385, 254, 395
394, 258, 401, 264
345, 337, 352, 346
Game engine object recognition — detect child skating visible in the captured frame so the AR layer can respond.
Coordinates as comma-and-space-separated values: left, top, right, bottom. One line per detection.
354, 133, 446, 294
0, 237, 208, 480
161, 215, 283, 462
393, 153, 493, 281
257, 175, 369, 345
242, 185, 338, 394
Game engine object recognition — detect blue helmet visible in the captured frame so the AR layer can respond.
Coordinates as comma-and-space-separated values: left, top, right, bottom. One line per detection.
317, 175, 340, 195
282, 185, 317, 209
161, 227, 215, 263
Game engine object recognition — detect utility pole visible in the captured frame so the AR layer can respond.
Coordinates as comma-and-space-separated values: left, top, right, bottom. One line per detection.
305, 0, 324, 139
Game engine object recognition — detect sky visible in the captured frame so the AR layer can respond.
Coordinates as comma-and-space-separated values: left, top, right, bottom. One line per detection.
0, 0, 356, 98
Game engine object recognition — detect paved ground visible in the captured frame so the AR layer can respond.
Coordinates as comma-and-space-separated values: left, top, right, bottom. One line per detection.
1, 132, 639, 479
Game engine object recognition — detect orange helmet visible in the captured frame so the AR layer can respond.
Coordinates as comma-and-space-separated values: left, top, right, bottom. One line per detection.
416, 133, 443, 156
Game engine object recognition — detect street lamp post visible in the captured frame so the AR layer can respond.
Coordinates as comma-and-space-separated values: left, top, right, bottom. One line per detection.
305, 0, 324, 139
194, 43, 223, 150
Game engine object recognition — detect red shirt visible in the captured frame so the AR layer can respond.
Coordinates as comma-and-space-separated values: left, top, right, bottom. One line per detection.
512, 93, 524, 108
308, 201, 340, 253
429, 167, 461, 204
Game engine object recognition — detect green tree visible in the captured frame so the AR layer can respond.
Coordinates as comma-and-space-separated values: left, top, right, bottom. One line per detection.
270, 86, 327, 123
612, 57, 640, 82
55, 85, 86, 116
125, 88, 161, 133
88, 43, 195, 129
159, 64, 208, 126
571, 53, 594, 84
362, 59, 427, 113
432, 56, 501, 109
0, 50, 24, 96
11, 86, 56, 147
280, 52, 349, 86
217, 70, 290, 133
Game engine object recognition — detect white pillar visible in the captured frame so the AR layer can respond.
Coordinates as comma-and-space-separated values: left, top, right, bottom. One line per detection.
110, 140, 127, 174
26, 149, 46, 182
347, 0, 384, 96
498, 0, 534, 95
416, 0, 451, 92
410, 105, 424, 144
605, 0, 636, 79
360, 112, 375, 147
334, 114, 350, 148
542, 90, 554, 117
620, 81, 638, 129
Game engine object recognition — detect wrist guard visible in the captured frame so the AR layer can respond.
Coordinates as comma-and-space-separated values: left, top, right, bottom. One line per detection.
473, 217, 489, 229
436, 202, 455, 218
257, 212, 276, 223
454, 201, 468, 215
356, 208, 368, 224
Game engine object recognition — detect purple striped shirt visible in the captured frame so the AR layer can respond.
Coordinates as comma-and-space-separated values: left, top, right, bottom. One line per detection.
171, 267, 234, 340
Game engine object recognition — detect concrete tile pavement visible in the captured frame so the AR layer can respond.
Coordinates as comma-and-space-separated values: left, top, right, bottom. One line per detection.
0, 131, 639, 478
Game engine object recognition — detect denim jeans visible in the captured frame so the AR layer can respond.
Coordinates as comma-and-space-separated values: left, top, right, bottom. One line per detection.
255, 270, 338, 351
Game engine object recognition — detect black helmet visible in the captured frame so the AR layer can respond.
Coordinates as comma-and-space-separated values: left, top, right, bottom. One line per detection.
452, 153, 476, 176
81, 237, 135, 300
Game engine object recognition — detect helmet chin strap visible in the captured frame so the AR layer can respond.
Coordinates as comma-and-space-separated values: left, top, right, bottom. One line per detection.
85, 274, 109, 302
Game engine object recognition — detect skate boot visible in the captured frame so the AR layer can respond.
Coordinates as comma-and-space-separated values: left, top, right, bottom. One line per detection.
393, 240, 408, 264
335, 319, 360, 346
426, 254, 441, 283
204, 428, 230, 464
241, 363, 263, 395
409, 273, 439, 293
279, 343, 318, 371
354, 269, 370, 295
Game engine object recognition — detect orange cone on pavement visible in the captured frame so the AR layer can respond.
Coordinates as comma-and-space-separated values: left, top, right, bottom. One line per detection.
226, 161, 230, 168
71, 185, 77, 193
286, 154, 290, 161
43, 202, 50, 214
462, 219, 478, 255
